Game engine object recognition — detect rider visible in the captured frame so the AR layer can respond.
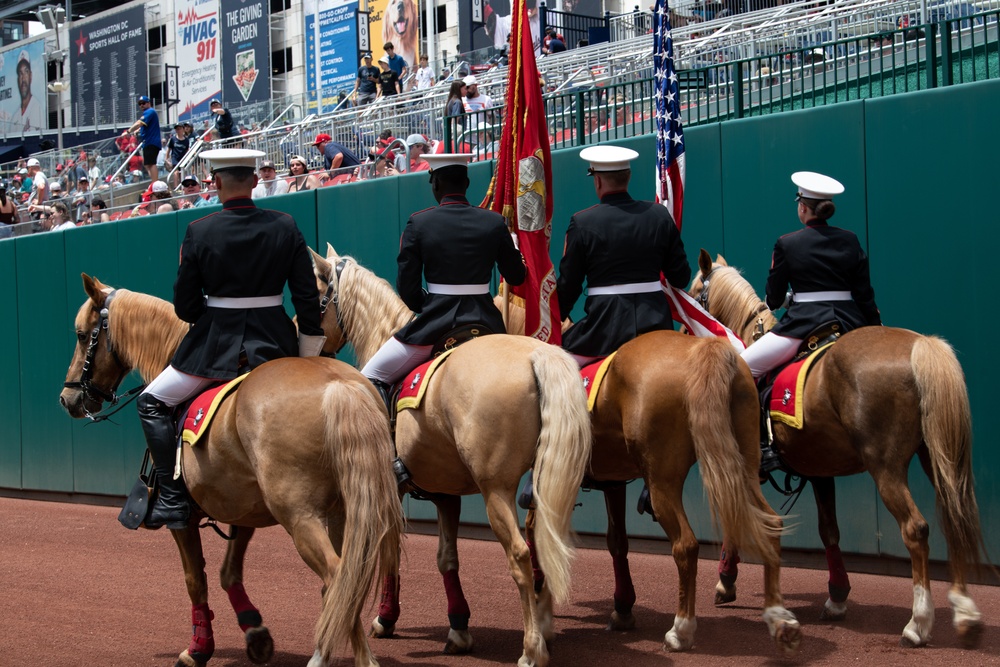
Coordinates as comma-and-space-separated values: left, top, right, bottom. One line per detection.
557, 145, 690, 366
743, 171, 880, 473
136, 148, 326, 530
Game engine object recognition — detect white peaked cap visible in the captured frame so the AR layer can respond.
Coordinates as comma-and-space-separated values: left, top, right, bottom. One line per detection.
422, 153, 473, 171
580, 145, 639, 172
201, 148, 266, 172
792, 171, 844, 199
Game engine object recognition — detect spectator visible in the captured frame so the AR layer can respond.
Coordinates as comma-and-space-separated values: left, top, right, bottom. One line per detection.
17, 167, 31, 197
193, 178, 219, 207
286, 155, 321, 193
209, 99, 238, 140
45, 201, 76, 231
124, 95, 162, 182
354, 53, 380, 105
71, 175, 93, 222
0, 181, 16, 238
548, 31, 567, 54
469, 121, 500, 159
176, 174, 204, 209
116, 131, 138, 155
462, 75, 493, 112
377, 55, 401, 98
68, 159, 88, 185
47, 180, 66, 205
26, 157, 47, 205
126, 169, 145, 185
127, 150, 145, 177
372, 152, 399, 178
150, 180, 177, 212
165, 122, 193, 184
383, 42, 408, 80
399, 134, 431, 173
312, 133, 362, 171
415, 54, 435, 90
87, 155, 101, 184
251, 160, 290, 199
444, 80, 467, 118
91, 197, 111, 223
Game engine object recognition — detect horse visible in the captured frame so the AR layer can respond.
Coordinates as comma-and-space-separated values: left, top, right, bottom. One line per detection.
310, 246, 592, 667
59, 274, 404, 667
500, 293, 801, 654
688, 249, 987, 648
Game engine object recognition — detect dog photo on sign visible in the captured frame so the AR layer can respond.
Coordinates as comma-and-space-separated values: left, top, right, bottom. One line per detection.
382, 0, 419, 76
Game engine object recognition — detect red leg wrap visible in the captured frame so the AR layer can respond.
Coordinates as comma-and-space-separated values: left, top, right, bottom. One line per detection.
442, 569, 471, 631
527, 539, 545, 591
611, 555, 636, 614
718, 546, 741, 588
225, 582, 263, 632
826, 545, 851, 602
377, 574, 401, 624
188, 603, 215, 661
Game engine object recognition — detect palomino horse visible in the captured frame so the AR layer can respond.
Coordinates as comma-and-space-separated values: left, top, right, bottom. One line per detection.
59, 274, 404, 667
501, 295, 802, 654
689, 250, 986, 648
311, 247, 592, 667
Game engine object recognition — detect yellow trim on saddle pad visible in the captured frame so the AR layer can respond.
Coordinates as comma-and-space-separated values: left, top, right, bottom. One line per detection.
397, 348, 457, 412
181, 373, 249, 447
769, 342, 835, 430
587, 351, 617, 412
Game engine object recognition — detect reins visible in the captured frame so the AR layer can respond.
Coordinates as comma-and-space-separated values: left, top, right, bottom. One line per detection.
319, 258, 350, 357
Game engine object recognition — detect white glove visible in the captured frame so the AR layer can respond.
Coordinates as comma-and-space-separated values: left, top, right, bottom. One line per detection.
510, 231, 520, 249
298, 334, 327, 357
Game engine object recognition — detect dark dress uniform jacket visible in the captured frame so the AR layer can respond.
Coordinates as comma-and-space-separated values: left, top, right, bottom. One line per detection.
558, 191, 690, 357
171, 197, 323, 379
394, 193, 526, 345
766, 221, 880, 339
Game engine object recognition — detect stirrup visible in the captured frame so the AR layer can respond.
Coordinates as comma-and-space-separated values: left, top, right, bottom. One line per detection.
636, 485, 656, 520
517, 471, 534, 510
392, 457, 412, 489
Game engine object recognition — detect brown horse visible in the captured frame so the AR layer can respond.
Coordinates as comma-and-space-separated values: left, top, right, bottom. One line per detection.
311, 246, 592, 667
59, 274, 404, 667
501, 293, 801, 654
689, 249, 987, 648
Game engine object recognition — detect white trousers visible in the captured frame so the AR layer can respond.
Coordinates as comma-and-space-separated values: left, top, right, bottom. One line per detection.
142, 365, 215, 407
361, 337, 434, 384
570, 353, 602, 367
740, 332, 802, 379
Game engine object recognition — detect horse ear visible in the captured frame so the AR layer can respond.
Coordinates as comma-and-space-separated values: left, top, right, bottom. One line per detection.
715, 254, 728, 266
325, 242, 338, 260
698, 249, 713, 277
81, 273, 109, 307
311, 248, 332, 279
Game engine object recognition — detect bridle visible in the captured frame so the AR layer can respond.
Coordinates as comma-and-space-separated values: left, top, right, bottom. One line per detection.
63, 290, 143, 420
696, 266, 769, 343
319, 258, 349, 357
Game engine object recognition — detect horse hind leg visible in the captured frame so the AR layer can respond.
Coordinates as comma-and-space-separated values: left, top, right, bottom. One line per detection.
812, 477, 851, 622
714, 542, 740, 605
647, 481, 699, 652
603, 484, 637, 631
217, 526, 274, 665
434, 495, 475, 655
170, 527, 216, 667
525, 508, 555, 642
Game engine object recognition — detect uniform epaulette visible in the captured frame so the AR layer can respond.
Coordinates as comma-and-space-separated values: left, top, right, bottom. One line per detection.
778, 227, 808, 240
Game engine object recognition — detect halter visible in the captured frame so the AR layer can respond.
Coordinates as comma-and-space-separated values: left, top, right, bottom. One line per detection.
697, 266, 768, 342
62, 290, 143, 421
319, 258, 349, 357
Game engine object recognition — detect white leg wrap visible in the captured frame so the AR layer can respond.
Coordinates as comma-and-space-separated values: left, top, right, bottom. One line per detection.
948, 589, 982, 627
902, 583, 933, 646
762, 605, 800, 638
664, 615, 697, 651
306, 648, 327, 667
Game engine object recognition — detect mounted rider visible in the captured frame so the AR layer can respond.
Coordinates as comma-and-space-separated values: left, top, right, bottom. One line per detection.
137, 148, 326, 530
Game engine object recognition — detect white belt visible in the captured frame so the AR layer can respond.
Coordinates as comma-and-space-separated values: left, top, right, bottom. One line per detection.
588, 281, 663, 296
426, 283, 490, 295
793, 290, 852, 303
206, 295, 284, 308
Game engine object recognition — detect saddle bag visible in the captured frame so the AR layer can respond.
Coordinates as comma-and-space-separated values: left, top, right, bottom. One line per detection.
118, 450, 154, 530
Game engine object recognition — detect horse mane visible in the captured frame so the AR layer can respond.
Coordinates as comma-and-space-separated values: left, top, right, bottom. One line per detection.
336, 258, 414, 367
106, 290, 188, 382
706, 267, 777, 343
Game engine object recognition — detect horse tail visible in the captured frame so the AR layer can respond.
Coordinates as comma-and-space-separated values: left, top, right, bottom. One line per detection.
685, 338, 783, 562
315, 379, 404, 660
911, 335, 986, 579
529, 344, 592, 604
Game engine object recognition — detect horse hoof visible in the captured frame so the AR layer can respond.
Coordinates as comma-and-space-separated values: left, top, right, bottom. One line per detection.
899, 635, 921, 648
714, 581, 736, 606
607, 610, 636, 631
175, 650, 206, 667
820, 598, 847, 622
370, 615, 395, 638
957, 618, 984, 649
443, 628, 474, 654
774, 620, 802, 656
245, 626, 274, 664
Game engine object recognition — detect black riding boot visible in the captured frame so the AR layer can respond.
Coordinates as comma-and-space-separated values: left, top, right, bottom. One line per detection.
370, 378, 394, 417
368, 378, 413, 489
137, 393, 190, 530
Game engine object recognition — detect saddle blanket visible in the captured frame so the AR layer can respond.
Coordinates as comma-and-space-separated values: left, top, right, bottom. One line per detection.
581, 352, 616, 412
769, 342, 835, 429
180, 374, 249, 447
397, 349, 456, 411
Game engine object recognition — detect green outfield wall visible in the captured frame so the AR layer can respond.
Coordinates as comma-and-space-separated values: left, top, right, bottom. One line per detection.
2, 79, 997, 565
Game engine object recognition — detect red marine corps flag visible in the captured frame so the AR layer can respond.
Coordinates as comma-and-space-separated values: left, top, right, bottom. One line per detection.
483, 0, 561, 344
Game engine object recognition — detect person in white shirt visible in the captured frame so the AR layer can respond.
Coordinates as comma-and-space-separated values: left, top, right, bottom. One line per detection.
251, 160, 290, 199
26, 158, 47, 205
462, 75, 493, 112
414, 55, 435, 90
87, 155, 101, 184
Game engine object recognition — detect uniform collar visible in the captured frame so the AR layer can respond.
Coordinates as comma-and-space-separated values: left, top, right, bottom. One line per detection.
600, 190, 633, 204
805, 219, 828, 228
222, 196, 255, 210
440, 193, 469, 205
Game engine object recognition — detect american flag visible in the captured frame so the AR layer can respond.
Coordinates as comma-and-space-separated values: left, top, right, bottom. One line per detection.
653, 0, 686, 230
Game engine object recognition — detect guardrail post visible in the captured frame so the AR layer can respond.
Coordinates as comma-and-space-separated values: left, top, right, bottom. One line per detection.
925, 22, 937, 89
575, 90, 586, 146
733, 61, 744, 118
540, 3, 548, 39
940, 19, 953, 86
443, 115, 453, 153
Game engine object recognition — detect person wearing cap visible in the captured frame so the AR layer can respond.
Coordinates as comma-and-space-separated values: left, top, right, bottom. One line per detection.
377, 55, 401, 98
557, 145, 690, 367
312, 134, 361, 172
462, 75, 493, 112
124, 95, 163, 182
147, 180, 177, 213
209, 99, 238, 140
177, 174, 206, 209
25, 157, 46, 206
165, 123, 194, 186
397, 134, 431, 173
286, 155, 321, 193
740, 171, 880, 381
361, 153, 525, 426
16, 50, 42, 131
136, 148, 326, 529
251, 160, 290, 199
354, 53, 381, 105
383, 42, 408, 79
70, 175, 93, 222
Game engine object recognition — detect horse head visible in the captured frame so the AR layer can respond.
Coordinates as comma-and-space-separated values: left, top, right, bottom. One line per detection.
689, 249, 774, 343
60, 273, 129, 418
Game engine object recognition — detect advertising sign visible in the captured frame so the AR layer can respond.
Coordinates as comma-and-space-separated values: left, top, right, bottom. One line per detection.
177, 0, 222, 121
304, 0, 358, 113
69, 6, 148, 127
220, 0, 270, 105
0, 39, 46, 133
369, 0, 420, 70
